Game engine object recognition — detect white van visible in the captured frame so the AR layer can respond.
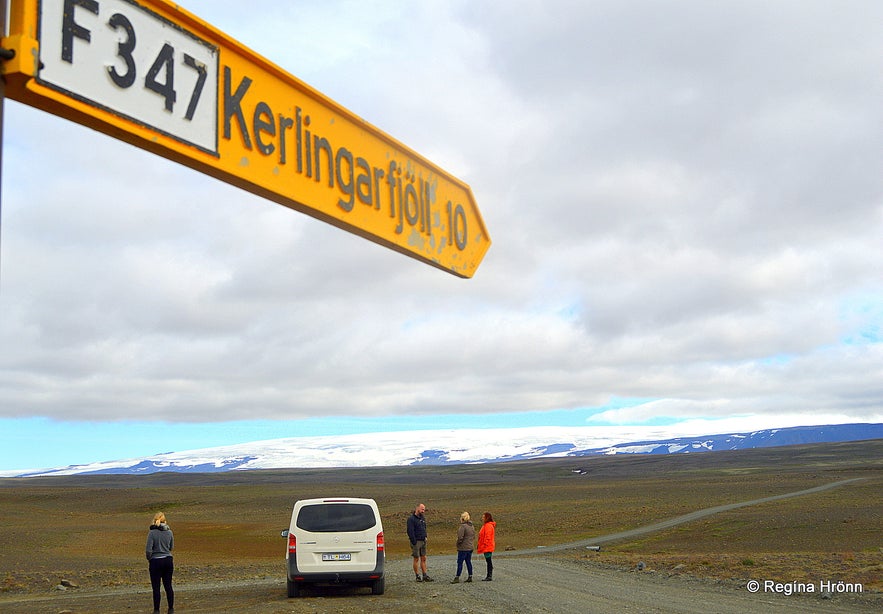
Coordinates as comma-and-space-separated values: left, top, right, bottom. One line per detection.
282, 497, 385, 597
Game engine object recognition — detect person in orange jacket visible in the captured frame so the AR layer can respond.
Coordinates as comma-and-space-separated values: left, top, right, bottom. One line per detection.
476, 511, 496, 581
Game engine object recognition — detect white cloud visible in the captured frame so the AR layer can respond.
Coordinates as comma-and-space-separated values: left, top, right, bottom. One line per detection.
1, 0, 881, 440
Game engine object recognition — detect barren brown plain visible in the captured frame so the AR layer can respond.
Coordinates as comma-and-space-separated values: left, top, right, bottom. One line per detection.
0, 439, 880, 611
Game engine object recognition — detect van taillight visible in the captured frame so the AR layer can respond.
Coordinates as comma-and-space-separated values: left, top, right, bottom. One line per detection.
376, 531, 384, 551
288, 533, 296, 554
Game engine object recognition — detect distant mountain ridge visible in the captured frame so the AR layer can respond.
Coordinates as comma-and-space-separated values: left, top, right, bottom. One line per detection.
584, 423, 883, 456
12, 423, 882, 477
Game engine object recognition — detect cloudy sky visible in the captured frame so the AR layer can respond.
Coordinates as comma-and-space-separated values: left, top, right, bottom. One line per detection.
1, 0, 881, 472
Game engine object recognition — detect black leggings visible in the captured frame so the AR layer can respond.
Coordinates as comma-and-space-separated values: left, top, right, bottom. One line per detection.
149, 556, 174, 610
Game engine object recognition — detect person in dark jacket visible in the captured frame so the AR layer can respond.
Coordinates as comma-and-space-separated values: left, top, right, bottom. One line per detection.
145, 512, 174, 613
450, 511, 475, 583
407, 503, 433, 582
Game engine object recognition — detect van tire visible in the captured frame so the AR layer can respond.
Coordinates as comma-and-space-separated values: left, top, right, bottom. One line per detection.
371, 577, 385, 595
286, 579, 300, 598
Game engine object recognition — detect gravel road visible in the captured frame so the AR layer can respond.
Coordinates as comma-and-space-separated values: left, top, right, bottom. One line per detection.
2, 555, 876, 614
1, 478, 877, 613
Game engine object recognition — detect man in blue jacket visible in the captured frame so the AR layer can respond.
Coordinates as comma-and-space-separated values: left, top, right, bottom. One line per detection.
407, 503, 433, 582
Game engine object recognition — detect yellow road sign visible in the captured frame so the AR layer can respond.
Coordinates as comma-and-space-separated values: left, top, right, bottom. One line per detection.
2, 0, 490, 277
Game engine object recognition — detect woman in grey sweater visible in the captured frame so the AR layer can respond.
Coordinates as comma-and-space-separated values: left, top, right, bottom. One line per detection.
451, 511, 475, 583
146, 512, 174, 613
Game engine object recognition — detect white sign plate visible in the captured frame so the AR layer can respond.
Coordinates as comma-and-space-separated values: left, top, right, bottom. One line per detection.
37, 0, 218, 153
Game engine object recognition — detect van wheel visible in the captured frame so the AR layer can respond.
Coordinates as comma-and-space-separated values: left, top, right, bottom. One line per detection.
287, 579, 300, 598
371, 577, 385, 595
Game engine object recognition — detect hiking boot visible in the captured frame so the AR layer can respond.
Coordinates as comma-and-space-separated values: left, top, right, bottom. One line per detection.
423, 574, 434, 582
450, 576, 460, 584
465, 575, 473, 582
416, 575, 423, 582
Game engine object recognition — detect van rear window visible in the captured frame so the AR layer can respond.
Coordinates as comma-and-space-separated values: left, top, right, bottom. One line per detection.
296, 503, 376, 532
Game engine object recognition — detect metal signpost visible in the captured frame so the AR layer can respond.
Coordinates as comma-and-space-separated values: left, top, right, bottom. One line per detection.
1, 0, 8, 266
0, 0, 490, 277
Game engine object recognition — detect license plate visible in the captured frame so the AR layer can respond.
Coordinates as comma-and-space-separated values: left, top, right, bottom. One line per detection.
322, 553, 352, 562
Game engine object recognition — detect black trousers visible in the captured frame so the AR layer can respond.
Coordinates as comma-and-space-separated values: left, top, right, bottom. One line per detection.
149, 556, 174, 610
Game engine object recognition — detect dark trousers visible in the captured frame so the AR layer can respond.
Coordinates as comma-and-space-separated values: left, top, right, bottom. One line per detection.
149, 556, 174, 610
484, 552, 494, 577
456, 550, 473, 577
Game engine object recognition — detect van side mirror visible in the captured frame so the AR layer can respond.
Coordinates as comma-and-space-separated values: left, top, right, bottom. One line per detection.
280, 529, 289, 538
